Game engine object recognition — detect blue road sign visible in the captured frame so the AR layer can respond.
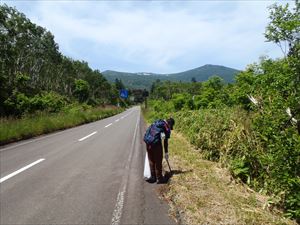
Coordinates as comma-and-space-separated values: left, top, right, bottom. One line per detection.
120, 89, 128, 99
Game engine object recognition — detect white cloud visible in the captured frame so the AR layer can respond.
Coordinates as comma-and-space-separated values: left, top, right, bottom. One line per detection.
2, 0, 287, 73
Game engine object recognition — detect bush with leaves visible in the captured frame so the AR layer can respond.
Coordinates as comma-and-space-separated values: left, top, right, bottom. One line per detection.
29, 92, 68, 113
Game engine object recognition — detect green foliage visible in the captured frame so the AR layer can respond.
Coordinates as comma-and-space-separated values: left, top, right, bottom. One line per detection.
145, 4, 300, 217
149, 58, 300, 219
172, 107, 255, 162
230, 157, 251, 184
265, 2, 300, 56
150, 76, 230, 110
172, 94, 187, 111
115, 78, 125, 91
73, 79, 90, 103
3, 91, 30, 116
0, 5, 118, 117
29, 92, 67, 113
148, 101, 299, 219
3, 91, 68, 116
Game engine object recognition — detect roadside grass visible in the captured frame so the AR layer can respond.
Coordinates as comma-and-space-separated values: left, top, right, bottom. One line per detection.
0, 106, 124, 145
159, 131, 296, 225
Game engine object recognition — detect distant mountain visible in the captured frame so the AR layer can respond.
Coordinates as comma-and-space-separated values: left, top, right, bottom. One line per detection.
102, 70, 173, 90
102, 64, 240, 90
165, 64, 240, 83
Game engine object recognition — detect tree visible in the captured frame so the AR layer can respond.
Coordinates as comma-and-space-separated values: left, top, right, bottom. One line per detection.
265, 0, 300, 119
203, 76, 224, 90
73, 79, 90, 103
265, 1, 300, 57
115, 78, 125, 91
0, 5, 120, 115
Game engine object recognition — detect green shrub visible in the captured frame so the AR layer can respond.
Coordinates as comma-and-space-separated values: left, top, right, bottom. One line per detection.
29, 92, 67, 113
146, 102, 299, 219
3, 91, 30, 116
172, 94, 187, 111
3, 91, 68, 116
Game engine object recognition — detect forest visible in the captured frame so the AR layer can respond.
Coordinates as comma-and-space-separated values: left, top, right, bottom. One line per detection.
0, 4, 120, 117
145, 1, 300, 220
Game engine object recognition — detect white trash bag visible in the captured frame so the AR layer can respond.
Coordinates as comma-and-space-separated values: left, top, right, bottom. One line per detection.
143, 153, 151, 178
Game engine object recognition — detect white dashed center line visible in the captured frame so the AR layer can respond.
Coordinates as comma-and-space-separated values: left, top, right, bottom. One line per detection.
105, 123, 112, 128
78, 131, 97, 141
0, 158, 45, 183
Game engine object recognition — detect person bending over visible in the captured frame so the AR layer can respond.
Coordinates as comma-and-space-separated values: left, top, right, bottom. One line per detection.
143, 118, 175, 184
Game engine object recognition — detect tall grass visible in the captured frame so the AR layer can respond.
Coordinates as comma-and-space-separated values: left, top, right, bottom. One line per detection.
161, 131, 295, 225
0, 106, 124, 145
143, 103, 300, 220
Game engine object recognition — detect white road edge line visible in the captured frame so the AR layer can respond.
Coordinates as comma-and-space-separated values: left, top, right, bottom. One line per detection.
111, 109, 140, 225
105, 123, 112, 128
111, 185, 126, 225
78, 131, 97, 141
0, 158, 45, 183
115, 119, 120, 122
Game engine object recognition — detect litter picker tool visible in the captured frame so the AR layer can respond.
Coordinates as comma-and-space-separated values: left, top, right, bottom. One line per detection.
165, 158, 172, 173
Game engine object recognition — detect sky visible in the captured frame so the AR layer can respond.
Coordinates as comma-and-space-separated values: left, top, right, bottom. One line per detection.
2, 0, 294, 74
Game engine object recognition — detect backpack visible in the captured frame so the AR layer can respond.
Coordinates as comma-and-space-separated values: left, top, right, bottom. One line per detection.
143, 120, 166, 145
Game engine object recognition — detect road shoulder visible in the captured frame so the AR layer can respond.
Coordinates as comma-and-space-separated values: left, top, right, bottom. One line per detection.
139, 114, 175, 225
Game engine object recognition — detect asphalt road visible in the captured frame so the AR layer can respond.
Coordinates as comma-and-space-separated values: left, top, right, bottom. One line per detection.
0, 106, 173, 225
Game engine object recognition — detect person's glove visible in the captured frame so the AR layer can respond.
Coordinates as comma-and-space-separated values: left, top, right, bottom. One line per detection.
165, 152, 169, 160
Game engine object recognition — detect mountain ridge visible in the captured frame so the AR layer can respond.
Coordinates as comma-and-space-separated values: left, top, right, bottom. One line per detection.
102, 64, 240, 90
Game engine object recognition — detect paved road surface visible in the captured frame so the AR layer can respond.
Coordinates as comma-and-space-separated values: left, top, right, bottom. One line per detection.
0, 106, 174, 225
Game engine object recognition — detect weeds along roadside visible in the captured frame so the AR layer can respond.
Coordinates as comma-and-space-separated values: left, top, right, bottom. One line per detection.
161, 131, 296, 225
142, 103, 299, 222
0, 106, 124, 145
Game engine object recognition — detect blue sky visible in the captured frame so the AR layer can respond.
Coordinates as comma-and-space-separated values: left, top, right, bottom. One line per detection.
2, 1, 294, 73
